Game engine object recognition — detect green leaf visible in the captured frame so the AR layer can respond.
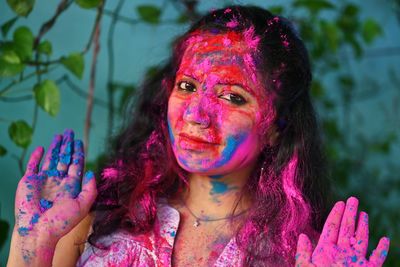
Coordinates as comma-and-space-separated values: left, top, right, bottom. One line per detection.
13, 26, 34, 61
75, 0, 102, 9
362, 18, 383, 44
310, 80, 325, 98
1, 16, 18, 38
37, 40, 52, 55
34, 80, 60, 116
293, 0, 335, 14
320, 20, 339, 52
136, 5, 161, 24
176, 14, 189, 24
8, 120, 33, 148
0, 145, 7, 156
0, 50, 25, 77
6, 0, 35, 17
61, 53, 84, 79
268, 5, 285, 14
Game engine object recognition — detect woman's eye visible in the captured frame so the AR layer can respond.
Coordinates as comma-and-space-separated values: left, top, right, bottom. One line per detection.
220, 93, 247, 106
177, 81, 196, 92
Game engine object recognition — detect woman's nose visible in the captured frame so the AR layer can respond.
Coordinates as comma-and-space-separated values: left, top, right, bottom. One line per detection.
183, 96, 211, 128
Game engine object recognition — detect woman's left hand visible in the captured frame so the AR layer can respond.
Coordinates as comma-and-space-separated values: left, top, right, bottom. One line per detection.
295, 197, 390, 267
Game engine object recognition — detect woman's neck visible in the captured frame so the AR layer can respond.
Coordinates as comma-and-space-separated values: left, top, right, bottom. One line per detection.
178, 164, 254, 220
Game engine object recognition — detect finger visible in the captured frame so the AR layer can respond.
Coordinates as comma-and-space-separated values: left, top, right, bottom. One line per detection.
67, 139, 85, 178
295, 233, 314, 266
77, 171, 97, 216
319, 201, 345, 244
57, 129, 75, 175
369, 237, 390, 266
61, 174, 81, 199
338, 197, 359, 247
24, 146, 44, 176
353, 211, 369, 257
41, 134, 62, 171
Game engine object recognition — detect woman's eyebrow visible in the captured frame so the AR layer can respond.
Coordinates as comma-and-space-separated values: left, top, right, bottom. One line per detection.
217, 81, 255, 96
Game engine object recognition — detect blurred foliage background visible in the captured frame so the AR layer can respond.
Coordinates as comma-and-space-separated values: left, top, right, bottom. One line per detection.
0, 0, 399, 265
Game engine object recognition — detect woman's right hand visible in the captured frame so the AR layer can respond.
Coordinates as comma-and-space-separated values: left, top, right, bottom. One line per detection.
9, 129, 97, 266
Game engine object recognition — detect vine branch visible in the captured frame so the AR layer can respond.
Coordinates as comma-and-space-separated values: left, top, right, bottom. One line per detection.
84, 2, 104, 156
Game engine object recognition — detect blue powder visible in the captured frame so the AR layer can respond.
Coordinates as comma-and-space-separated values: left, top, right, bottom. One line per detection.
350, 255, 357, 262
170, 231, 176, 237
18, 227, 30, 236
26, 184, 33, 190
209, 174, 223, 179
75, 139, 83, 149
381, 250, 388, 257
210, 180, 228, 194
30, 213, 40, 225
48, 147, 60, 170
26, 194, 33, 202
167, 118, 175, 144
214, 133, 247, 168
45, 169, 60, 177
40, 198, 53, 210
83, 171, 94, 185
65, 182, 81, 198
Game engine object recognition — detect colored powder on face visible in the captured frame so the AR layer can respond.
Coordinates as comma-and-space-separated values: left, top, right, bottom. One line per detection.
167, 119, 175, 145
26, 194, 33, 202
170, 231, 176, 237
210, 180, 228, 195
26, 184, 33, 190
214, 133, 247, 168
209, 174, 223, 179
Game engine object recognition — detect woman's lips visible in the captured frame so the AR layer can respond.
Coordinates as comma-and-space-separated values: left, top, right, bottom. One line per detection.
178, 133, 219, 151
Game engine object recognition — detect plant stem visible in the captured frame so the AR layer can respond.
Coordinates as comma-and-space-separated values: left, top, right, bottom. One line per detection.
84, 2, 104, 156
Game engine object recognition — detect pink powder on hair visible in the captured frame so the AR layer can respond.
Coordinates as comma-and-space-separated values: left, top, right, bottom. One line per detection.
281, 154, 311, 251
226, 20, 239, 28
242, 26, 260, 50
102, 168, 118, 179
224, 8, 232, 14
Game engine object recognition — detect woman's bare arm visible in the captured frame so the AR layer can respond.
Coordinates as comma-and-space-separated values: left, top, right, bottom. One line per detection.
52, 214, 94, 266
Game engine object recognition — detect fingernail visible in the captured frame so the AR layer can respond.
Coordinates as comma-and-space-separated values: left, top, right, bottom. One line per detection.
83, 171, 94, 185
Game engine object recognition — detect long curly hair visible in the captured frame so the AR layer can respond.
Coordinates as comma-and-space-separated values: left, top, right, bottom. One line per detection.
88, 5, 330, 266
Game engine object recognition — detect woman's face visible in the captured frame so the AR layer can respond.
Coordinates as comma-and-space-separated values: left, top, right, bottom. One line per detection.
167, 31, 272, 176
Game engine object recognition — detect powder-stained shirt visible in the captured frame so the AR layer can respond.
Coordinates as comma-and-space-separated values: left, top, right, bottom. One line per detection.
76, 199, 243, 267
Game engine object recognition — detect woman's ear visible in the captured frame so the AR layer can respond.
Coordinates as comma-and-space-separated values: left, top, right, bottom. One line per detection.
265, 125, 279, 147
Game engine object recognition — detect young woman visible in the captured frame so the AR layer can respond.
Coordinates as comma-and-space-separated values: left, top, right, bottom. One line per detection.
7, 5, 390, 267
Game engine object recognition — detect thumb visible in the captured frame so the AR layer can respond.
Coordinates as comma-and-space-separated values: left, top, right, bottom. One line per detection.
76, 171, 97, 216
295, 233, 314, 266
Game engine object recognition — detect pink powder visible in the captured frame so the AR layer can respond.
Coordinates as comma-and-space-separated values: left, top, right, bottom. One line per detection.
102, 168, 118, 179
242, 26, 260, 50
224, 8, 232, 14
226, 20, 239, 28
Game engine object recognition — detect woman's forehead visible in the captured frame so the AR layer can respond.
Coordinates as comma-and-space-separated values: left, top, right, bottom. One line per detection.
178, 32, 261, 86
183, 30, 258, 54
